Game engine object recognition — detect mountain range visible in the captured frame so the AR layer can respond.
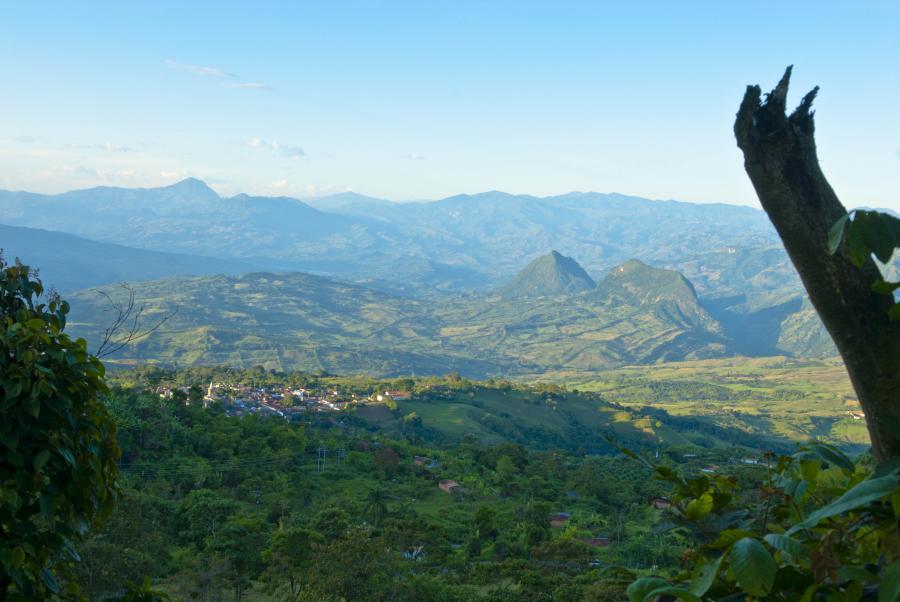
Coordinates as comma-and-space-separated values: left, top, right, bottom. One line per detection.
0, 179, 839, 371
55, 252, 834, 377
0, 178, 797, 297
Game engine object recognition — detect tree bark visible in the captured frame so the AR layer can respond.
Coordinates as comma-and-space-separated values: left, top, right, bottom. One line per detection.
734, 66, 900, 462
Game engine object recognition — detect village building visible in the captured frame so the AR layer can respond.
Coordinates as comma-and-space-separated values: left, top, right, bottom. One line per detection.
581, 537, 611, 547
438, 479, 460, 494
549, 512, 571, 528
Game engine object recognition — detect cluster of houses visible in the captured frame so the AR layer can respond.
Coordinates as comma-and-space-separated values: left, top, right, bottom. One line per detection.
155, 382, 411, 419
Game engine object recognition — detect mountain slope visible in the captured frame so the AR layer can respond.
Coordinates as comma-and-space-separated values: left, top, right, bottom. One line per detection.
500, 250, 595, 297
0, 223, 258, 291
65, 262, 729, 377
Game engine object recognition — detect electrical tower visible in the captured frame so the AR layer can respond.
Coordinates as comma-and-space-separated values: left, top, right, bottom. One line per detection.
316, 446, 327, 473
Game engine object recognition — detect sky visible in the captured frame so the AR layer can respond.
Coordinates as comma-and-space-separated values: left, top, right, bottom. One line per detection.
1, 1, 898, 209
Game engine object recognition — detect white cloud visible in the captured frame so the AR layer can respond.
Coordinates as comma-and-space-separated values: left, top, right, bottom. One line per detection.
245, 138, 305, 160
272, 179, 289, 190
405, 152, 425, 161
165, 59, 237, 78
160, 169, 189, 179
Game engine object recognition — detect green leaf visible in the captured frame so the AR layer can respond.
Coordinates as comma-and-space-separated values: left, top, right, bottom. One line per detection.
800, 584, 821, 602
40, 567, 60, 594
33, 449, 51, 473
837, 565, 875, 583
644, 587, 701, 602
22, 395, 40, 418
690, 554, 723, 596
764, 533, 809, 560
57, 447, 76, 466
729, 537, 776, 597
685, 492, 714, 520
827, 214, 849, 254
809, 442, 855, 473
890, 303, 900, 322
626, 577, 670, 602
880, 561, 900, 602
711, 528, 755, 549
787, 474, 900, 534
872, 279, 900, 295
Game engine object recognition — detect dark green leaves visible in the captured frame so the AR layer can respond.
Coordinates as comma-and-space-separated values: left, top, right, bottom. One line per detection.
788, 473, 900, 534
829, 209, 900, 319
764, 533, 809, 561
0, 257, 120, 594
729, 537, 776, 596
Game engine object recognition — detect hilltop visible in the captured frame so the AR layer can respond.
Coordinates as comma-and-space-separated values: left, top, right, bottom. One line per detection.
500, 251, 596, 297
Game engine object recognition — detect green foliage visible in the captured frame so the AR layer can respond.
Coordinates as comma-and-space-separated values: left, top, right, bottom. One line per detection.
0, 257, 119, 598
829, 209, 900, 319
625, 444, 900, 600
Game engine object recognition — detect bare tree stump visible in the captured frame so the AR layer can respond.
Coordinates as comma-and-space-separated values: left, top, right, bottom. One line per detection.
734, 67, 900, 461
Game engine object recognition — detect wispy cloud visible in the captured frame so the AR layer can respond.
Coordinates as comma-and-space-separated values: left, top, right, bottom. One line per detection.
246, 137, 305, 160
405, 152, 426, 161
224, 82, 272, 91
72, 142, 134, 153
165, 59, 237, 78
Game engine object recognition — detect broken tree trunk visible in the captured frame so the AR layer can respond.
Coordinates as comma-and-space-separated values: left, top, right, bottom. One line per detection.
734, 67, 900, 462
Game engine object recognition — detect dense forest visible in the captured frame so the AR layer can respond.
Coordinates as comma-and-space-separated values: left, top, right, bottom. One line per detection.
74, 370, 768, 601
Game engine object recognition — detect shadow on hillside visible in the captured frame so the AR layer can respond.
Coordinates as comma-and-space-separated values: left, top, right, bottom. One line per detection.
702, 295, 803, 356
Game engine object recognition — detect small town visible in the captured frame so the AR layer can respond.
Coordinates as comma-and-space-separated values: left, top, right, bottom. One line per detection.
154, 381, 410, 418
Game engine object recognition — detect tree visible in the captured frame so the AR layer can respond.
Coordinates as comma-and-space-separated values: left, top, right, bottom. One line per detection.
734, 67, 900, 461
364, 488, 390, 528
262, 527, 322, 600
0, 257, 120, 597
209, 515, 268, 601
373, 448, 400, 476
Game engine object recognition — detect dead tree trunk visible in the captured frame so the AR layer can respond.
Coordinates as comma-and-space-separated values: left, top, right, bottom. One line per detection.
734, 67, 900, 462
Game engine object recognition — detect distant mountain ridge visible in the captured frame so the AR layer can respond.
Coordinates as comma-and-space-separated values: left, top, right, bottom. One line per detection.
0, 179, 835, 357
0, 223, 259, 291
0, 178, 794, 298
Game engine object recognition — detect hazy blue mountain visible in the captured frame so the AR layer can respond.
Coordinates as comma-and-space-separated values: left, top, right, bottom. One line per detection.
500, 250, 596, 297
0, 223, 259, 291
0, 180, 795, 298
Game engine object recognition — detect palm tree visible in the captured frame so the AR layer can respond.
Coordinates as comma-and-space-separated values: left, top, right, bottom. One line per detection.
365, 488, 390, 528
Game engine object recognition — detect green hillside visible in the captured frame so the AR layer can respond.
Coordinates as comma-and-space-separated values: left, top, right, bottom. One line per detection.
66, 259, 729, 377
358, 384, 702, 451
550, 356, 868, 449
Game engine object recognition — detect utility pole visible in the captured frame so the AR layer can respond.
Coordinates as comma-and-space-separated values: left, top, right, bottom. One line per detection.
316, 446, 327, 473
337, 447, 347, 464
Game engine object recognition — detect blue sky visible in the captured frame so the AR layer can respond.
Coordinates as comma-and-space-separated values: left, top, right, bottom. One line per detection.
1, 1, 898, 209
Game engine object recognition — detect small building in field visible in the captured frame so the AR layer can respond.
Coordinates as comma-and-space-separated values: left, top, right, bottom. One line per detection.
550, 512, 572, 528
581, 537, 611, 547
438, 479, 460, 494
